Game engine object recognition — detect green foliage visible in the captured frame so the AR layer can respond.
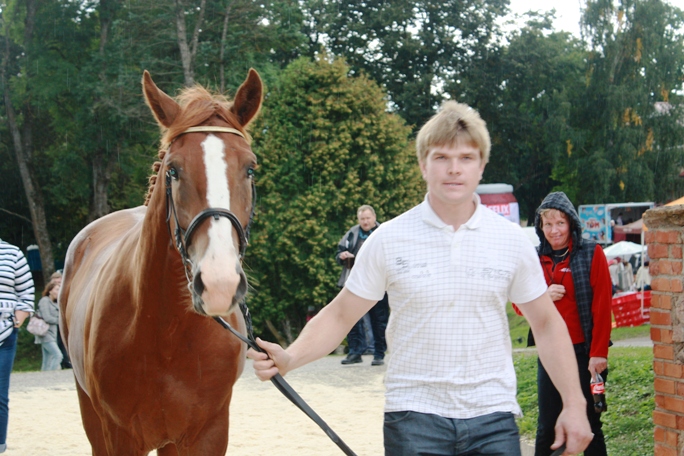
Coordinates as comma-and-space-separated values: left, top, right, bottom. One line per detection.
507, 303, 531, 349
515, 346, 654, 455
0, 0, 306, 258
561, 0, 684, 205
246, 55, 423, 339
467, 14, 587, 221
304, 0, 508, 128
13, 328, 42, 372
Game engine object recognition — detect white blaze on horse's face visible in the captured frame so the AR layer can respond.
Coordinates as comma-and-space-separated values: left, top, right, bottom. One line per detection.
194, 133, 244, 315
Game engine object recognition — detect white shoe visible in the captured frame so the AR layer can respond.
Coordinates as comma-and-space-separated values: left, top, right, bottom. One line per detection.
0, 442, 7, 453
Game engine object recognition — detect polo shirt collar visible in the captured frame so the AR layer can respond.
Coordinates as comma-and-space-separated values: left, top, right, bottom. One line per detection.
420, 193, 484, 231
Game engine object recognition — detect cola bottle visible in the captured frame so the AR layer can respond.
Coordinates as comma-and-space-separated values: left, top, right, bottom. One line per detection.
590, 373, 607, 413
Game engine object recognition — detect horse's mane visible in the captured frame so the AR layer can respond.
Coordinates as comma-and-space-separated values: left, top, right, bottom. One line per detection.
144, 86, 250, 206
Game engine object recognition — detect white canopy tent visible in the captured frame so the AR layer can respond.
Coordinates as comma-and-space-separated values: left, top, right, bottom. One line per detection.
603, 241, 643, 260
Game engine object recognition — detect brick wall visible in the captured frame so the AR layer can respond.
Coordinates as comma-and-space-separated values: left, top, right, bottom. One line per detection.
643, 205, 684, 456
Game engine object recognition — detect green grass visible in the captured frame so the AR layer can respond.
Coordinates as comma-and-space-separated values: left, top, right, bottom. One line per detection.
13, 327, 42, 372
515, 348, 654, 455
510, 304, 654, 455
507, 303, 652, 348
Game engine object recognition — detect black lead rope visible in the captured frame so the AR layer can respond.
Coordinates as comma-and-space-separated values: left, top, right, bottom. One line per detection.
550, 444, 567, 456
213, 314, 358, 456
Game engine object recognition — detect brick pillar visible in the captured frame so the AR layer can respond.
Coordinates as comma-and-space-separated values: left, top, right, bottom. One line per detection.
644, 205, 684, 456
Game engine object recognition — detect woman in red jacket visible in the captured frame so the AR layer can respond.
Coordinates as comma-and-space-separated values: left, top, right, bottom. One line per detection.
532, 192, 612, 456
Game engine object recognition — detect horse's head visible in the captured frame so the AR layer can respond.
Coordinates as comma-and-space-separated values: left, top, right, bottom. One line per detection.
142, 70, 262, 316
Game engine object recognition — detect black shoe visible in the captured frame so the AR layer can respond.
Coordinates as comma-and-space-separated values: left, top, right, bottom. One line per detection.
371, 357, 384, 366
341, 353, 363, 365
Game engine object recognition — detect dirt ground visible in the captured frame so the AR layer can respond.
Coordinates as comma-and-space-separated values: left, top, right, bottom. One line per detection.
6, 355, 386, 455
15, 343, 627, 455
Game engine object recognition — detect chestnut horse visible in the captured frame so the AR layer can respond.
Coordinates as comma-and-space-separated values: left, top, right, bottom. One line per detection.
59, 69, 262, 455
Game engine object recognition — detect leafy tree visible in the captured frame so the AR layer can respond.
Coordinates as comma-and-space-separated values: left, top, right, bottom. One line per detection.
302, 0, 509, 128
0, 0, 309, 268
246, 55, 423, 341
556, 0, 684, 205
0, 0, 57, 281
458, 13, 587, 222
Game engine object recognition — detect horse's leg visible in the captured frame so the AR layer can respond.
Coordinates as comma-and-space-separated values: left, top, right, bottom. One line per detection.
77, 382, 149, 456
75, 382, 109, 456
181, 409, 229, 456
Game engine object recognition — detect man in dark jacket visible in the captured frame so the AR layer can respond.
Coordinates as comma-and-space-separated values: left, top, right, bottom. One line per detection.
336, 205, 389, 366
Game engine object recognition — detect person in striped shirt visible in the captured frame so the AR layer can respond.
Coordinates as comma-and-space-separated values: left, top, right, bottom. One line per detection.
0, 239, 35, 453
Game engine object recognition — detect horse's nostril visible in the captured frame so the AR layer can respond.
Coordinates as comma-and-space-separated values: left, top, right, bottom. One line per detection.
193, 271, 205, 297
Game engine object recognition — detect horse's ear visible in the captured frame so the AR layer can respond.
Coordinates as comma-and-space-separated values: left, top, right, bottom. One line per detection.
231, 68, 263, 127
142, 70, 180, 128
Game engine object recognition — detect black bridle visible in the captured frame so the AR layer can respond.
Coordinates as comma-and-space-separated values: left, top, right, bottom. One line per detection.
164, 126, 357, 456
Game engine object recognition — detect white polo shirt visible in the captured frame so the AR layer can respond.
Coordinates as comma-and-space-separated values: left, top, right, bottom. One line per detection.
345, 195, 546, 419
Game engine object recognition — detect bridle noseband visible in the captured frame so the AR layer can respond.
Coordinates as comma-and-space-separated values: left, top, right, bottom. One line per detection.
164, 126, 255, 285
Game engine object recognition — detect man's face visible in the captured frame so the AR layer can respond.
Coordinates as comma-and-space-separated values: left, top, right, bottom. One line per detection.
358, 210, 376, 231
419, 143, 485, 209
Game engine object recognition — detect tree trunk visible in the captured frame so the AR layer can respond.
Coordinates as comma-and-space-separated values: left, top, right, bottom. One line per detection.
87, 0, 116, 223
219, 2, 233, 93
174, 0, 207, 86
88, 150, 116, 223
2, 0, 55, 283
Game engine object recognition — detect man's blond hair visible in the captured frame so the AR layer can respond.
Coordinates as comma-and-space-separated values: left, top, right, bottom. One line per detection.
415, 101, 491, 164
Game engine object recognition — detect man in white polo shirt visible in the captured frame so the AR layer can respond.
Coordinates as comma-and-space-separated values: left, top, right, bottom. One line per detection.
248, 101, 592, 455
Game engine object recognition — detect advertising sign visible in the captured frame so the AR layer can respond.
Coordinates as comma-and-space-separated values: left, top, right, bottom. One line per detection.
579, 205, 609, 243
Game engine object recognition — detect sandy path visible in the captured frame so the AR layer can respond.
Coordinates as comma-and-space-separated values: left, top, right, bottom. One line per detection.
6, 355, 385, 455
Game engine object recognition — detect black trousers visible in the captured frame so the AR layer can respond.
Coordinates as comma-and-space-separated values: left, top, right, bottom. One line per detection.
346, 293, 389, 357
534, 346, 607, 456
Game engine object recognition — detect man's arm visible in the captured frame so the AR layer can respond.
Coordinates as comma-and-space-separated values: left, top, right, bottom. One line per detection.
248, 288, 376, 381
335, 230, 354, 266
519, 292, 594, 455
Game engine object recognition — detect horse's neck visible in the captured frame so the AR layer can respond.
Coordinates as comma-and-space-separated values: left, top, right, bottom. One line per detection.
135, 186, 190, 314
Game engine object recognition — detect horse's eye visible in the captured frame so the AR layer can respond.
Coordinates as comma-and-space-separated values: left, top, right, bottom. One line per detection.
247, 167, 255, 179
168, 167, 179, 180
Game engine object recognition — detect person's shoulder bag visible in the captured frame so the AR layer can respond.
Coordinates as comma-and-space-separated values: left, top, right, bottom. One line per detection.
26, 312, 49, 337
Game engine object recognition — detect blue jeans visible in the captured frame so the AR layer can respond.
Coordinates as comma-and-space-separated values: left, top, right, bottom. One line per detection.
384, 410, 521, 456
346, 294, 389, 357
0, 329, 18, 445
41, 341, 63, 371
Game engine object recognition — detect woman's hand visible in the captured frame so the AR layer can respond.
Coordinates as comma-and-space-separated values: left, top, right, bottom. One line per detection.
547, 284, 566, 302
589, 357, 607, 376
14, 310, 30, 328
